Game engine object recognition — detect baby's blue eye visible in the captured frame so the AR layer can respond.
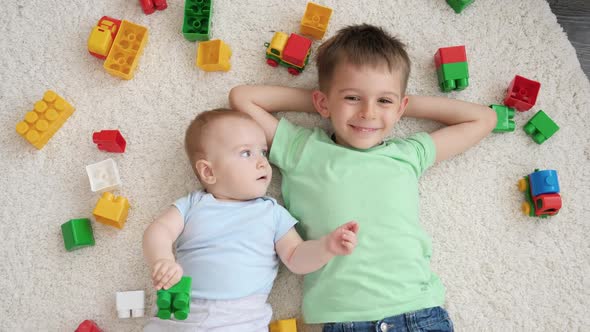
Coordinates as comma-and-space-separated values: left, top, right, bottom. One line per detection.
240, 150, 252, 157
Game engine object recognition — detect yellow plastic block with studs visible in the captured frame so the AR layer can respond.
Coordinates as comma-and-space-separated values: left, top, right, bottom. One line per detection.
269, 318, 297, 332
93, 192, 130, 229
103, 20, 148, 80
15, 90, 75, 149
196, 39, 232, 72
300, 2, 332, 40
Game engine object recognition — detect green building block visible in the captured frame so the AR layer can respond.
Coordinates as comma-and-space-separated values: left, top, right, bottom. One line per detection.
157, 276, 192, 320
523, 110, 559, 144
182, 0, 212, 42
490, 104, 516, 133
61, 218, 95, 251
447, 0, 474, 13
436, 61, 469, 92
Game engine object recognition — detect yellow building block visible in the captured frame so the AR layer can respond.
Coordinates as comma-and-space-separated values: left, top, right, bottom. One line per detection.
93, 192, 130, 229
269, 318, 297, 332
196, 39, 232, 72
104, 20, 148, 80
15, 90, 75, 149
300, 2, 332, 40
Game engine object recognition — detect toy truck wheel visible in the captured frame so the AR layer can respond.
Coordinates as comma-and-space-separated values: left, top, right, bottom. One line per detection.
266, 59, 279, 67
521, 202, 531, 216
517, 178, 528, 192
287, 67, 301, 76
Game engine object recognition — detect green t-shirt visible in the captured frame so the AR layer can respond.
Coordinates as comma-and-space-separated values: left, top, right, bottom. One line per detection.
269, 118, 445, 323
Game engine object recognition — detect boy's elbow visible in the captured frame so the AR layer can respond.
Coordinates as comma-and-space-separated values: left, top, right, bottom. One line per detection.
228, 86, 250, 112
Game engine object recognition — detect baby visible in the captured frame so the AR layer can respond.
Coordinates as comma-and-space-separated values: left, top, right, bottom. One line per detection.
142, 109, 359, 331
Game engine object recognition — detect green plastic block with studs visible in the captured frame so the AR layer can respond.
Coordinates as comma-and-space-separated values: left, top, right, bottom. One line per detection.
447, 0, 474, 13
157, 276, 192, 320
490, 104, 516, 133
183, 0, 212, 41
61, 218, 95, 251
523, 110, 559, 144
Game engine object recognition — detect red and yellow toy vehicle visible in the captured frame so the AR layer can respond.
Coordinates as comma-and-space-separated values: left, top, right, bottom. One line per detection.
518, 169, 561, 218
87, 16, 122, 59
264, 32, 312, 76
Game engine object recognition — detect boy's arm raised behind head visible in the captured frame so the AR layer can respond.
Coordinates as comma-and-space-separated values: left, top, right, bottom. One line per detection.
404, 95, 497, 163
229, 85, 315, 147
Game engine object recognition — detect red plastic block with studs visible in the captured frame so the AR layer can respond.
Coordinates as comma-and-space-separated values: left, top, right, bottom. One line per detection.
434, 45, 467, 68
93, 130, 127, 153
75, 320, 102, 332
140, 0, 167, 15
503, 75, 541, 112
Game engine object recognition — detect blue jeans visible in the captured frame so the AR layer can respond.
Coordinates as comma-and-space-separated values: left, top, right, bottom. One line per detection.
322, 307, 454, 332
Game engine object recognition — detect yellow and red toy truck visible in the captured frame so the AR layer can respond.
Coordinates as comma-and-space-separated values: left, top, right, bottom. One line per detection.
87, 16, 122, 59
264, 32, 312, 76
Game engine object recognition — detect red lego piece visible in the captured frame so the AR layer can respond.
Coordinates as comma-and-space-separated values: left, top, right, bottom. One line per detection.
140, 0, 167, 14
93, 130, 127, 153
75, 320, 102, 332
282, 33, 313, 68
434, 45, 467, 69
503, 75, 541, 112
154, 0, 168, 10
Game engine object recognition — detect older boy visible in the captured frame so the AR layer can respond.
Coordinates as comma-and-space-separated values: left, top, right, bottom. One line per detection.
230, 24, 497, 331
143, 109, 358, 331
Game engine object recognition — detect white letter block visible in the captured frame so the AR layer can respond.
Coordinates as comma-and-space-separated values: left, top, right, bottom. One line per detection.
116, 290, 145, 318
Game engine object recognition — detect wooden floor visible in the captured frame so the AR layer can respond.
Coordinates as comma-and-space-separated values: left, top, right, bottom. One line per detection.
547, 0, 590, 79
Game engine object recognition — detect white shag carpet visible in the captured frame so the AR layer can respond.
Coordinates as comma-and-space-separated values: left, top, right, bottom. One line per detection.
1, 0, 589, 331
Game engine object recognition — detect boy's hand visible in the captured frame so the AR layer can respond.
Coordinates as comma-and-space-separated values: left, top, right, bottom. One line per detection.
325, 221, 359, 256
151, 259, 183, 290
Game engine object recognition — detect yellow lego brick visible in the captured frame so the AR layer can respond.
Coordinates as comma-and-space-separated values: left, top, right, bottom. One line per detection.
269, 318, 297, 332
196, 39, 232, 72
104, 20, 148, 80
15, 90, 75, 149
93, 192, 130, 229
300, 2, 332, 40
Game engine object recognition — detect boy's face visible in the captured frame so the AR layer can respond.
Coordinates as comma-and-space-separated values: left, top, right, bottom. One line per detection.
197, 117, 272, 201
313, 61, 409, 149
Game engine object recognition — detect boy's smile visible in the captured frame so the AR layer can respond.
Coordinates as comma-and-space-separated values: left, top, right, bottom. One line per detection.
313, 61, 409, 149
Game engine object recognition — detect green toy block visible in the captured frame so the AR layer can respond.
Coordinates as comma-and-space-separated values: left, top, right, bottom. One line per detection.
157, 276, 192, 320
61, 218, 95, 251
447, 0, 474, 13
436, 62, 469, 92
523, 110, 559, 144
182, 0, 212, 41
490, 104, 516, 133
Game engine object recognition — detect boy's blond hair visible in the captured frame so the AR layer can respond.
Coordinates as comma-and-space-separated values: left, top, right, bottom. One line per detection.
316, 24, 411, 95
184, 109, 254, 181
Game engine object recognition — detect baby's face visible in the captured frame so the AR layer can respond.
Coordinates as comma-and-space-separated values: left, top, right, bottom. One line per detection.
203, 117, 271, 201
316, 61, 409, 149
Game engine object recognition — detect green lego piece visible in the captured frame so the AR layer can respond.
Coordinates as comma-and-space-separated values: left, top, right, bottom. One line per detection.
436, 62, 469, 92
490, 104, 516, 133
523, 110, 559, 144
446, 0, 474, 13
61, 218, 95, 251
157, 276, 192, 320
182, 0, 212, 41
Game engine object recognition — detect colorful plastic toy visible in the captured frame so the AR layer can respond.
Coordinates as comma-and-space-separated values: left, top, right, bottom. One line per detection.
434, 45, 469, 92
140, 0, 168, 15
269, 318, 297, 332
489, 104, 516, 133
88, 16, 122, 59
116, 290, 145, 318
183, 0, 212, 42
265, 32, 313, 76
300, 2, 332, 40
86, 158, 122, 192
518, 169, 561, 218
196, 39, 232, 72
61, 218, 95, 252
103, 20, 149, 80
75, 320, 102, 332
503, 75, 541, 112
93, 130, 127, 153
446, 0, 474, 13
523, 110, 559, 144
15, 90, 75, 149
157, 276, 192, 320
93, 192, 130, 229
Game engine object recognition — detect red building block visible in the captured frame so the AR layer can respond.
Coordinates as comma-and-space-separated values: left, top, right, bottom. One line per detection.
140, 0, 167, 14
93, 130, 127, 153
75, 320, 102, 332
434, 45, 467, 68
503, 75, 541, 112
282, 33, 313, 68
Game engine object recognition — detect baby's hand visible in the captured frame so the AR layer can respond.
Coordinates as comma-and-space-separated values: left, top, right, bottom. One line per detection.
151, 259, 183, 290
325, 221, 359, 256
